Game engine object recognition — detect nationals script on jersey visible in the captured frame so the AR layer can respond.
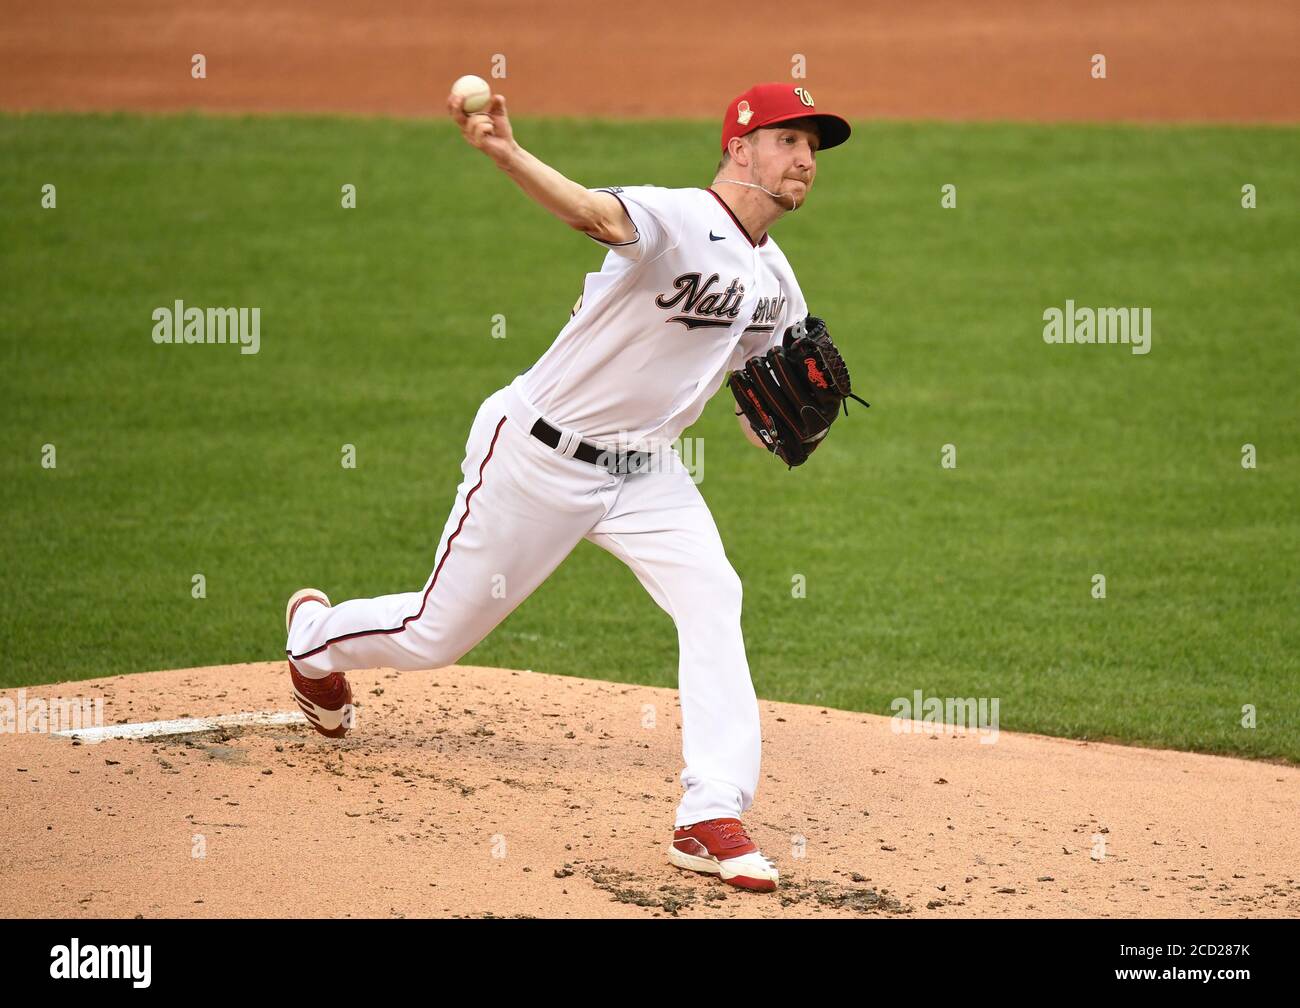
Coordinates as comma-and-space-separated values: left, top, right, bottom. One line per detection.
511, 185, 809, 452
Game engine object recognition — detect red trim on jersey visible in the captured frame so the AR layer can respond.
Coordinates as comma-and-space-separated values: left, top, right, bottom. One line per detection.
288, 415, 509, 660
703, 188, 769, 247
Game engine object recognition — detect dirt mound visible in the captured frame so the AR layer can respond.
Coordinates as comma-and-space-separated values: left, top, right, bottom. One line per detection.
0, 663, 1295, 918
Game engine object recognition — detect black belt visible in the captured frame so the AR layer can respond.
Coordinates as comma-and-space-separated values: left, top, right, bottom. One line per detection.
529, 418, 654, 475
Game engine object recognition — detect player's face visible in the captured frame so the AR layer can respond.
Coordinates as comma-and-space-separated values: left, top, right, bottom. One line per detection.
749, 124, 819, 205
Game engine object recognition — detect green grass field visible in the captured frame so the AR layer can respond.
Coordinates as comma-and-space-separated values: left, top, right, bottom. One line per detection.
2, 112, 1296, 761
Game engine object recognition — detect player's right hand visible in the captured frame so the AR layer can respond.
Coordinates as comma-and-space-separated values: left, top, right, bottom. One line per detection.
448, 93, 518, 166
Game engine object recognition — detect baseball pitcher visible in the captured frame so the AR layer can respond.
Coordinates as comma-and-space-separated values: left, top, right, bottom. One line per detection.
284, 82, 864, 892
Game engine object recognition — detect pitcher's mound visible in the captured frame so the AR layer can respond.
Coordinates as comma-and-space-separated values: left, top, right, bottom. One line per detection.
0, 663, 1296, 918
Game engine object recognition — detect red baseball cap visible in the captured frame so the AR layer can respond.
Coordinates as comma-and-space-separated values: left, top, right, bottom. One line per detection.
721, 82, 851, 153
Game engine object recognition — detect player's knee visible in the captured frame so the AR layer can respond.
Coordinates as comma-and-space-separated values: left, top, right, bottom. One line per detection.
396, 624, 472, 672
700, 563, 743, 617
728, 566, 744, 608
420, 642, 469, 671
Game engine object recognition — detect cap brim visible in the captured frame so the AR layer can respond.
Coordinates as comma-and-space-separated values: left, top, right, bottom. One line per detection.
759, 111, 852, 151
809, 114, 851, 151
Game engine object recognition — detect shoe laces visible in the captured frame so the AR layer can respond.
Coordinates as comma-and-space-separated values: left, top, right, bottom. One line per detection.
720, 821, 776, 867
709, 819, 760, 854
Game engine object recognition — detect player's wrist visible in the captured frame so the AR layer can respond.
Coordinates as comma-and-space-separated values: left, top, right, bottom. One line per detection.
492, 140, 524, 173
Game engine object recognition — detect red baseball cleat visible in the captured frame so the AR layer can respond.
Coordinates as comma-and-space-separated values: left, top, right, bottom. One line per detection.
285, 589, 354, 739
285, 588, 330, 635
669, 817, 779, 892
288, 662, 354, 739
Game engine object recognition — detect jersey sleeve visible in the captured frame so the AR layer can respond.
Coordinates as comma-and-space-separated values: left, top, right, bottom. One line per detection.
585, 185, 684, 264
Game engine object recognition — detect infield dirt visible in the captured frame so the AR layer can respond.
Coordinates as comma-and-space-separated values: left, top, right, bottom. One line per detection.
3, 0, 1297, 122
1, 665, 1296, 918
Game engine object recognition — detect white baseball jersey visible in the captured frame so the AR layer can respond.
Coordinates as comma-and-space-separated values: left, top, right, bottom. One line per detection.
514, 185, 809, 451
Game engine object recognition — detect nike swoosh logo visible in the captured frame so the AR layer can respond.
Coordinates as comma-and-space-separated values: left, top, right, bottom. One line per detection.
709, 231, 726, 241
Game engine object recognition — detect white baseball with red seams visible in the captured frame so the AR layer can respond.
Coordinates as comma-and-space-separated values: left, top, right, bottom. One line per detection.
450, 74, 491, 114
288, 81, 851, 840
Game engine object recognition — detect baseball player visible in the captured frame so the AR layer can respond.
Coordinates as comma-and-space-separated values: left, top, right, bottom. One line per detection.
284, 82, 855, 893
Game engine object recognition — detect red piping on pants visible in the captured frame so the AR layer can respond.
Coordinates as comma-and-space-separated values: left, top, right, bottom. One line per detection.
288, 415, 508, 660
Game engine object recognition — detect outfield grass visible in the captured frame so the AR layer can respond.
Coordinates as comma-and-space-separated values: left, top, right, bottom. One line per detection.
1, 112, 1296, 761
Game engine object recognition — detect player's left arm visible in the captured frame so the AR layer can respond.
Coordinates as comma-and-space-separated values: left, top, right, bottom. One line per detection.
728, 315, 869, 467
734, 408, 768, 450
729, 288, 808, 452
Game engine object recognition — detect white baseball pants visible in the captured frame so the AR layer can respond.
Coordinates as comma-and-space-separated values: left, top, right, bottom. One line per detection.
286, 381, 762, 827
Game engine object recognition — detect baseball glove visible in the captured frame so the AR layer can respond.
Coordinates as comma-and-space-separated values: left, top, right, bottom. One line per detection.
728, 315, 869, 468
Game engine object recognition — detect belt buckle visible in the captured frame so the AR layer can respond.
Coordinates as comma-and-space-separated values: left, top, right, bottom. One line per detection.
595, 446, 651, 476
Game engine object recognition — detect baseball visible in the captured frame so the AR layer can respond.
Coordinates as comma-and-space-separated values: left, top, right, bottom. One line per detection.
451, 74, 492, 114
